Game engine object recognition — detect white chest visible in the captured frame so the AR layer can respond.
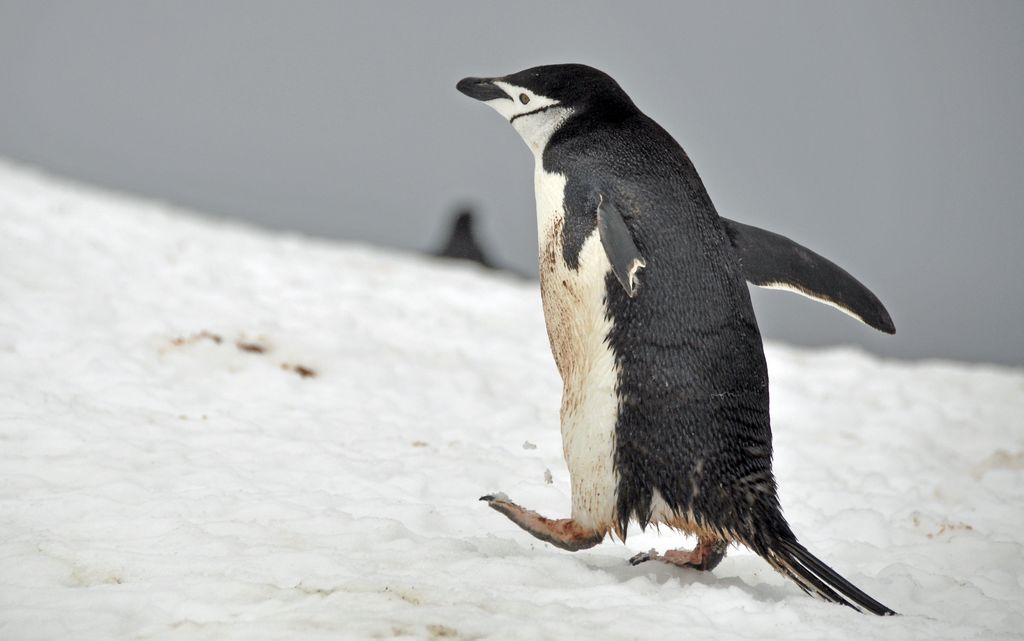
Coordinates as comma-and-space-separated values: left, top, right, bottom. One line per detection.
533, 166, 621, 534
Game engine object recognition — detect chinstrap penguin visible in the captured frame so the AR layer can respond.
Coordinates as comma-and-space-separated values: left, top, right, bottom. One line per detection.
457, 64, 896, 615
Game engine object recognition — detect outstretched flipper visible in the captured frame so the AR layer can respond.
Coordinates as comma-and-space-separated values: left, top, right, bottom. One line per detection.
721, 218, 895, 334
597, 195, 646, 297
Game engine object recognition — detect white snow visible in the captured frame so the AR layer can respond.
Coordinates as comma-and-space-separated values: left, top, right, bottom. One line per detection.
1, 159, 1022, 640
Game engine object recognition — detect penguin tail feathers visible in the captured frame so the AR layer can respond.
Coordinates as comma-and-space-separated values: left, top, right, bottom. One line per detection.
765, 538, 897, 616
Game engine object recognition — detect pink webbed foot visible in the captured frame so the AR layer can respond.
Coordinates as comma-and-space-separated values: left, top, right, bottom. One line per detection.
480, 494, 604, 551
629, 536, 728, 571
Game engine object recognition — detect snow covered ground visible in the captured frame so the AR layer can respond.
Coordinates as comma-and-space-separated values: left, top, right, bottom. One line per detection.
1, 158, 1022, 640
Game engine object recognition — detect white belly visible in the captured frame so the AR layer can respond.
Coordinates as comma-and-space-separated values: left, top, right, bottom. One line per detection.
534, 167, 620, 536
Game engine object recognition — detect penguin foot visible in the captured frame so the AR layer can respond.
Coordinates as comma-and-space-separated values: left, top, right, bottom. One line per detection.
629, 537, 728, 571
479, 494, 604, 551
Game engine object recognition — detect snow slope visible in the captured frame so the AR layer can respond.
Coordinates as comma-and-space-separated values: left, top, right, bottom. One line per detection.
1, 159, 1022, 640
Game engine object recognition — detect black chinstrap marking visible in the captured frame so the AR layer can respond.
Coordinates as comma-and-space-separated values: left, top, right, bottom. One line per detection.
510, 103, 558, 123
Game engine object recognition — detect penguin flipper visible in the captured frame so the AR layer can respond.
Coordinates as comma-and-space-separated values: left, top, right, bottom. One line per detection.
721, 218, 895, 334
597, 195, 646, 297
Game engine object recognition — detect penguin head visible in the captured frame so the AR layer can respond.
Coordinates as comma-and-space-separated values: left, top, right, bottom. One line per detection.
457, 64, 634, 153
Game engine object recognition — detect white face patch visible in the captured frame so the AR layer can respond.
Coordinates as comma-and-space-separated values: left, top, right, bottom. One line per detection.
481, 82, 573, 156
481, 81, 559, 120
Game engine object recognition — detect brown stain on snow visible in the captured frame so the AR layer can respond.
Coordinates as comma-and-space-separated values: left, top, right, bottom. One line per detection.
281, 363, 317, 378
427, 624, 459, 638
927, 519, 974, 539
236, 339, 267, 353
166, 331, 316, 379
168, 330, 222, 347
972, 449, 1024, 479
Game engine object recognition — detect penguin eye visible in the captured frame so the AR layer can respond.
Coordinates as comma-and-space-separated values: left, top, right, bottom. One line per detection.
519, 93, 530, 105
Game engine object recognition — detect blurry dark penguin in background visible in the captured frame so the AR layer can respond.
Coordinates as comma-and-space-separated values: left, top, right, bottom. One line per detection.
457, 64, 896, 615
434, 208, 495, 269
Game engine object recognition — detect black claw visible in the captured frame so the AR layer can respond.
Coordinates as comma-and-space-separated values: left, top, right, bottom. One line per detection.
479, 495, 494, 502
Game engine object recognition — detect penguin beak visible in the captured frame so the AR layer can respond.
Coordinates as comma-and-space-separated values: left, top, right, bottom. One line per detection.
456, 77, 511, 102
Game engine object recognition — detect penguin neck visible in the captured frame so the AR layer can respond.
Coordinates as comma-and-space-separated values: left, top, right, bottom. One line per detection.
513, 106, 576, 159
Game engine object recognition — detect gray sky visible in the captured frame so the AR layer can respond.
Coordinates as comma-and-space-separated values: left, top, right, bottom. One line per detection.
1, 1, 1021, 365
